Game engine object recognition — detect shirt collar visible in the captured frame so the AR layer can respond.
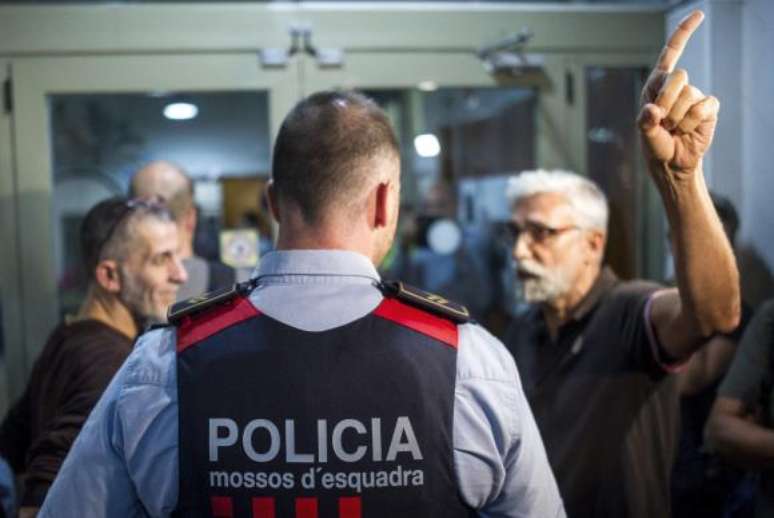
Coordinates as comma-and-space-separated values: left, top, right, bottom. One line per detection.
253, 250, 381, 284
568, 266, 619, 322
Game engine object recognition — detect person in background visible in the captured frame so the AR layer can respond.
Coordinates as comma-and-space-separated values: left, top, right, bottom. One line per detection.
503, 11, 740, 517
0, 197, 186, 518
130, 161, 235, 300
706, 299, 774, 517
671, 192, 755, 518
397, 181, 498, 322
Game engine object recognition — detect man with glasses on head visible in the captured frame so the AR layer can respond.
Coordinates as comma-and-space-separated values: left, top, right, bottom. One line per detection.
0, 197, 187, 518
502, 10, 740, 518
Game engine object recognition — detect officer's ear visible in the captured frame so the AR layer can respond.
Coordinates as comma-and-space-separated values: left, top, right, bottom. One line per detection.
373, 181, 391, 228
94, 259, 122, 294
266, 180, 281, 223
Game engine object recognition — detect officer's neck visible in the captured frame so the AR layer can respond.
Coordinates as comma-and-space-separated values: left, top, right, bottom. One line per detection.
77, 288, 138, 340
274, 211, 380, 265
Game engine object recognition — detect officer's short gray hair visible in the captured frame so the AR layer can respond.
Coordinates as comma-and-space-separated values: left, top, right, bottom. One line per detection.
506, 169, 609, 232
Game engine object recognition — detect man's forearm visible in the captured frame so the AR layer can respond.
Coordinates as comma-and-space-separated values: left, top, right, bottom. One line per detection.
654, 161, 740, 338
706, 412, 774, 470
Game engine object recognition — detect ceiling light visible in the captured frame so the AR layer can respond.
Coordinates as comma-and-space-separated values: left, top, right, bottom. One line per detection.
414, 134, 441, 158
418, 80, 438, 92
163, 102, 198, 121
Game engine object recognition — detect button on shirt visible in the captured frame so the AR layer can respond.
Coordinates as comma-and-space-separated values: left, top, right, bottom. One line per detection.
40, 250, 564, 518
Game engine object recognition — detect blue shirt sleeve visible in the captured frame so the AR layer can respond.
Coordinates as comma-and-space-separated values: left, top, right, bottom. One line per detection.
38, 328, 179, 518
454, 323, 565, 518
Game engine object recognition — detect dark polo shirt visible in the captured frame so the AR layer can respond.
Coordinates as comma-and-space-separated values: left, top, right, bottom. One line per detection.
505, 267, 681, 518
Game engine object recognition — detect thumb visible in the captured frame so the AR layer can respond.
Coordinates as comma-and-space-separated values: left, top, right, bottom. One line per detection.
638, 103, 673, 162
638, 103, 664, 136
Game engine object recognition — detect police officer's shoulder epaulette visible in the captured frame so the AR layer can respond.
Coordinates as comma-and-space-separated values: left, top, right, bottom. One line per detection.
379, 280, 471, 324
148, 323, 171, 332
168, 279, 257, 326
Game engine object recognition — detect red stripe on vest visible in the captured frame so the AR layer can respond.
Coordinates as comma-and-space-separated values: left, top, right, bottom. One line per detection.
177, 296, 260, 353
295, 497, 318, 518
211, 496, 234, 518
252, 497, 275, 518
338, 496, 362, 518
373, 297, 458, 349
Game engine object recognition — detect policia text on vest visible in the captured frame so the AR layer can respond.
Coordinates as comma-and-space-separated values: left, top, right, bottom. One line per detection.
208, 416, 425, 494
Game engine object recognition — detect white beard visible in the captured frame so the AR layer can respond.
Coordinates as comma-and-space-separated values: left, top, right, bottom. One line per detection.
518, 260, 571, 304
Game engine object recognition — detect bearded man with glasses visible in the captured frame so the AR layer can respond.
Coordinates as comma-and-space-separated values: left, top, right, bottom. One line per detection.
503, 10, 741, 518
0, 197, 187, 518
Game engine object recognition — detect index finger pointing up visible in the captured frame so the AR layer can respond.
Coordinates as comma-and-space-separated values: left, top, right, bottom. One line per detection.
655, 10, 704, 73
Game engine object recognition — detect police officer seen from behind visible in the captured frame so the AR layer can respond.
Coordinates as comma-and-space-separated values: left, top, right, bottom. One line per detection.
503, 11, 740, 518
0, 197, 187, 518
39, 91, 565, 517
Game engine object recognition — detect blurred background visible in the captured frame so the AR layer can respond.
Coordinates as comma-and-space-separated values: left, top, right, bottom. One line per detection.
0, 0, 772, 412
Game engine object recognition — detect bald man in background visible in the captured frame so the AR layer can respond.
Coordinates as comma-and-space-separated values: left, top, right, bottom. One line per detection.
130, 161, 235, 300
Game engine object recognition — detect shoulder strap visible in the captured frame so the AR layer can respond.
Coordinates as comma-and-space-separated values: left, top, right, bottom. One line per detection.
379, 280, 471, 324
168, 279, 257, 325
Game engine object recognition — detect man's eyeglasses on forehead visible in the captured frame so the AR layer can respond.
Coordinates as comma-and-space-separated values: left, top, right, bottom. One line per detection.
96, 196, 167, 258
505, 220, 580, 245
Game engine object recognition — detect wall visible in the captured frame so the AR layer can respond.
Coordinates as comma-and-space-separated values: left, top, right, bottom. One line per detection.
668, 0, 774, 306
739, 0, 774, 306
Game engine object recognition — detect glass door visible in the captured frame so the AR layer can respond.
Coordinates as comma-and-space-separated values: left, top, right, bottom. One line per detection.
572, 52, 664, 282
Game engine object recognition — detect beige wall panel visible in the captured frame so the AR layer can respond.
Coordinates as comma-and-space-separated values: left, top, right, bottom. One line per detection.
299, 7, 664, 53
9, 61, 60, 380
533, 56, 574, 173
0, 5, 663, 55
304, 52, 495, 90
0, 61, 18, 411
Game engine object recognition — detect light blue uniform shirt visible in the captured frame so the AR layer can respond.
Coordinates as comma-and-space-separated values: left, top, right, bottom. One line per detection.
40, 250, 564, 518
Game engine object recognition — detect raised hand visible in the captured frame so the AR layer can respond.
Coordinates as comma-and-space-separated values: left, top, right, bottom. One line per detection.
638, 10, 719, 175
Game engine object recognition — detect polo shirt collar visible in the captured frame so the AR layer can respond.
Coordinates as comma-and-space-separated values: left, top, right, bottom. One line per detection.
568, 266, 619, 322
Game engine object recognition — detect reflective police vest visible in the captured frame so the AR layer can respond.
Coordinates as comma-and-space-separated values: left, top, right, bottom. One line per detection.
170, 281, 476, 518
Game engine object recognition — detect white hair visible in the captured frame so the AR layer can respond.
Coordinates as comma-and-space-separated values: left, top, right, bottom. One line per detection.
506, 169, 609, 231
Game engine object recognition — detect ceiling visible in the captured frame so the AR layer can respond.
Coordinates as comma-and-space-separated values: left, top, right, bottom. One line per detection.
0, 0, 673, 4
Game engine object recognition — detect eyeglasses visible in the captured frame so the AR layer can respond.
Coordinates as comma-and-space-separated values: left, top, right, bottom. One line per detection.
505, 220, 580, 245
96, 196, 167, 259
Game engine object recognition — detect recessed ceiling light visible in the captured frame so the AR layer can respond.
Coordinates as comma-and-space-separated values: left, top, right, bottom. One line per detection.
414, 134, 441, 158
163, 102, 198, 121
418, 80, 438, 92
